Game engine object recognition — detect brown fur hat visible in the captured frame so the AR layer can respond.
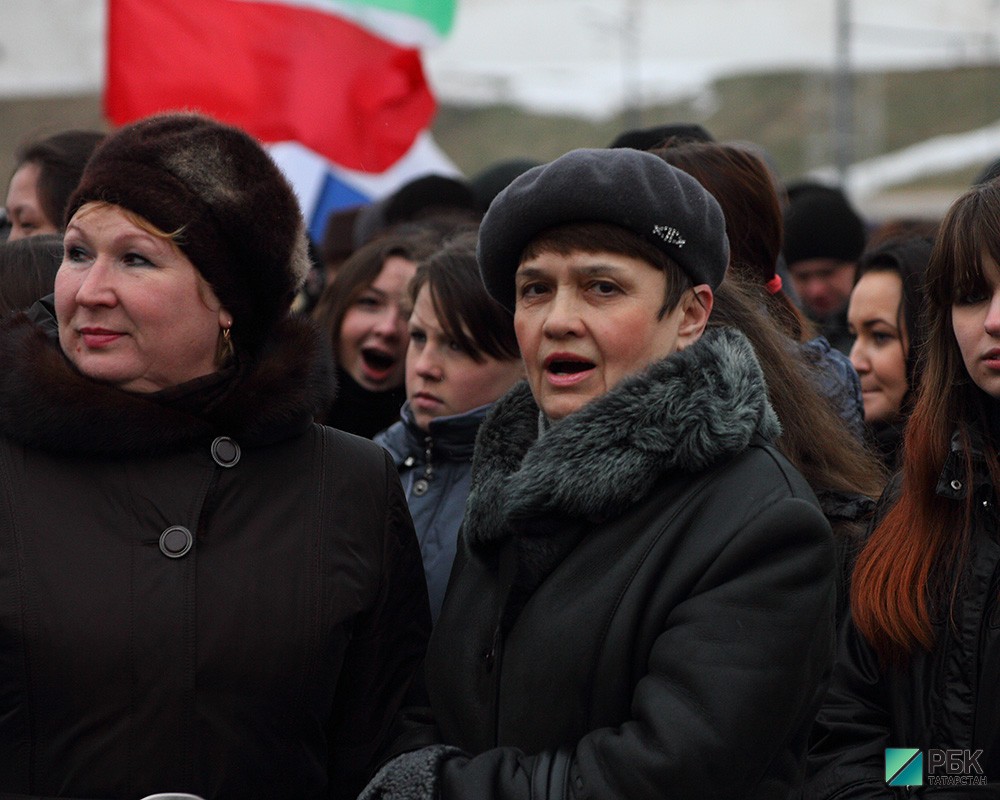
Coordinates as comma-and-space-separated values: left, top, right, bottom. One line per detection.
66, 112, 310, 357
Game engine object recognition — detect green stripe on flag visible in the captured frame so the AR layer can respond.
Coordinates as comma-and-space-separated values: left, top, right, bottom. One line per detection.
331, 0, 455, 36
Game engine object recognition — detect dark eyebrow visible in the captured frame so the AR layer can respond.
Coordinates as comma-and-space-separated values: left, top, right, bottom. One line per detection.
515, 263, 629, 282
514, 266, 546, 283
856, 317, 899, 333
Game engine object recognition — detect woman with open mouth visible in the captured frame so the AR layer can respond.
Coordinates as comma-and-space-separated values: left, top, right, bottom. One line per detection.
314, 227, 437, 438
375, 228, 523, 624
360, 148, 837, 800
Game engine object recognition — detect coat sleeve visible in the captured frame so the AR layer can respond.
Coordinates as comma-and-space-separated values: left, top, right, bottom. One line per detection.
804, 613, 899, 800
362, 494, 836, 800
326, 447, 432, 800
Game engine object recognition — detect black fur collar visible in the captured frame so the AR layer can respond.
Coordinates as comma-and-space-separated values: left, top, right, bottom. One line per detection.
464, 326, 780, 548
0, 310, 335, 456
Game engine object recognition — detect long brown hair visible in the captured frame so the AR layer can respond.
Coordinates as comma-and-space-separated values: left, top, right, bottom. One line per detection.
710, 275, 885, 502
652, 141, 814, 343
851, 180, 1000, 663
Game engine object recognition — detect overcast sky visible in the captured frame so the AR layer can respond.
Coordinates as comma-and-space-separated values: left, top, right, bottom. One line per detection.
3, 0, 1000, 117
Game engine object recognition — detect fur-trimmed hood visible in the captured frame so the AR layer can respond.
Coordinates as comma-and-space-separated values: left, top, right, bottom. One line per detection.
464, 326, 781, 548
0, 303, 335, 457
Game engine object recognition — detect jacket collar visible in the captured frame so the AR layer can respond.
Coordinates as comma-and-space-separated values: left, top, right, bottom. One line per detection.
936, 429, 992, 501
0, 304, 335, 456
463, 326, 781, 548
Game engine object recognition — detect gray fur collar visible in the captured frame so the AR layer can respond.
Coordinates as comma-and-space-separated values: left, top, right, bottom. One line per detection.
464, 326, 780, 547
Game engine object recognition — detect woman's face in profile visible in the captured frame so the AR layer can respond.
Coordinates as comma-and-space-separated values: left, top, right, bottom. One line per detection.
513, 248, 690, 422
405, 284, 523, 431
5, 162, 59, 241
337, 255, 415, 391
55, 204, 230, 393
848, 270, 909, 424
952, 253, 1000, 400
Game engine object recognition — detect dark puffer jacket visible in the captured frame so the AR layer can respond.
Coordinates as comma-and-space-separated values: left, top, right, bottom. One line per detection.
0, 305, 430, 800
375, 402, 488, 624
807, 433, 1000, 798
363, 327, 837, 800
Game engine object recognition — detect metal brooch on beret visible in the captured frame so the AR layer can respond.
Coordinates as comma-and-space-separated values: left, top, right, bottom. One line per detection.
653, 225, 686, 247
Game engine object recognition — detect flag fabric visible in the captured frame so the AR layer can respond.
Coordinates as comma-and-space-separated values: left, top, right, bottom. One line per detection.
105, 0, 460, 240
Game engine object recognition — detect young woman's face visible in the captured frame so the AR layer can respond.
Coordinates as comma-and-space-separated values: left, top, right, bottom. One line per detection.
55, 204, 229, 393
405, 285, 523, 432
848, 270, 909, 424
513, 248, 709, 422
337, 255, 415, 391
5, 162, 59, 241
952, 253, 1000, 400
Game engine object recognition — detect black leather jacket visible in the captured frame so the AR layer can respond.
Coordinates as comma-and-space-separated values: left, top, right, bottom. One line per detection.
807, 433, 1000, 798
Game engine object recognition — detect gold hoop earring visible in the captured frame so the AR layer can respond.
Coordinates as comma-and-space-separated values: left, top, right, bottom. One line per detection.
219, 325, 235, 363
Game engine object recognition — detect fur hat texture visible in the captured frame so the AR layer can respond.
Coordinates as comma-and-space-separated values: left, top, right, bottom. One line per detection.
476, 148, 730, 313
66, 112, 310, 357
782, 184, 866, 267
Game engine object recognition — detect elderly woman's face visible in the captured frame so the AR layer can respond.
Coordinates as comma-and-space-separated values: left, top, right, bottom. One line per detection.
55, 204, 230, 393
514, 248, 698, 422
5, 162, 59, 241
338, 255, 416, 391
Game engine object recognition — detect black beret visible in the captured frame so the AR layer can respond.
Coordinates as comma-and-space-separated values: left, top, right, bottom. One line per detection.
477, 147, 730, 312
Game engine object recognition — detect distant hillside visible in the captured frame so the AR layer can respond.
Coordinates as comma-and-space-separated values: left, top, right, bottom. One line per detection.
432, 64, 1000, 187
4, 64, 1000, 220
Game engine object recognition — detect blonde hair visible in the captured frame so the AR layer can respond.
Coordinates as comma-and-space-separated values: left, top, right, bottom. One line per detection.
72, 200, 186, 242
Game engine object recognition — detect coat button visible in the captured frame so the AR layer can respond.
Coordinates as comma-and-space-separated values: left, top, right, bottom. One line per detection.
211, 436, 241, 467
160, 526, 193, 558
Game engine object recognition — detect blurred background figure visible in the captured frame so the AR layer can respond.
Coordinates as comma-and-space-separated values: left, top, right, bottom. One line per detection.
375, 229, 523, 623
314, 227, 437, 437
0, 232, 62, 314
469, 157, 540, 213
783, 182, 868, 354
4, 129, 105, 241
848, 235, 934, 468
608, 121, 714, 150
352, 174, 481, 249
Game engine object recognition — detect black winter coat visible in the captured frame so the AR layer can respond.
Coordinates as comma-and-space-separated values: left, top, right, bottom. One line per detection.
366, 328, 838, 800
807, 434, 1000, 798
0, 308, 430, 800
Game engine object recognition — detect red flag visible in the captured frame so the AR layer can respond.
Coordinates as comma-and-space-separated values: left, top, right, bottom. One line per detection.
105, 0, 437, 173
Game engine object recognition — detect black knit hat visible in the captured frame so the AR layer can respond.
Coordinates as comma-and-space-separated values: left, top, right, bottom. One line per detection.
477, 147, 729, 312
66, 112, 310, 357
608, 123, 714, 150
782, 184, 866, 267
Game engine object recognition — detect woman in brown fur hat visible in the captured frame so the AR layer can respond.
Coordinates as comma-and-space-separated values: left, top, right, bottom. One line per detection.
0, 113, 429, 799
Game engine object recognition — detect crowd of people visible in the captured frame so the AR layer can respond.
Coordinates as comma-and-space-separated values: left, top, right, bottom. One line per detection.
0, 112, 996, 799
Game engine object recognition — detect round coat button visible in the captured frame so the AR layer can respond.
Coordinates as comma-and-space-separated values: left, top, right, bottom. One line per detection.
160, 526, 193, 558
211, 436, 241, 467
